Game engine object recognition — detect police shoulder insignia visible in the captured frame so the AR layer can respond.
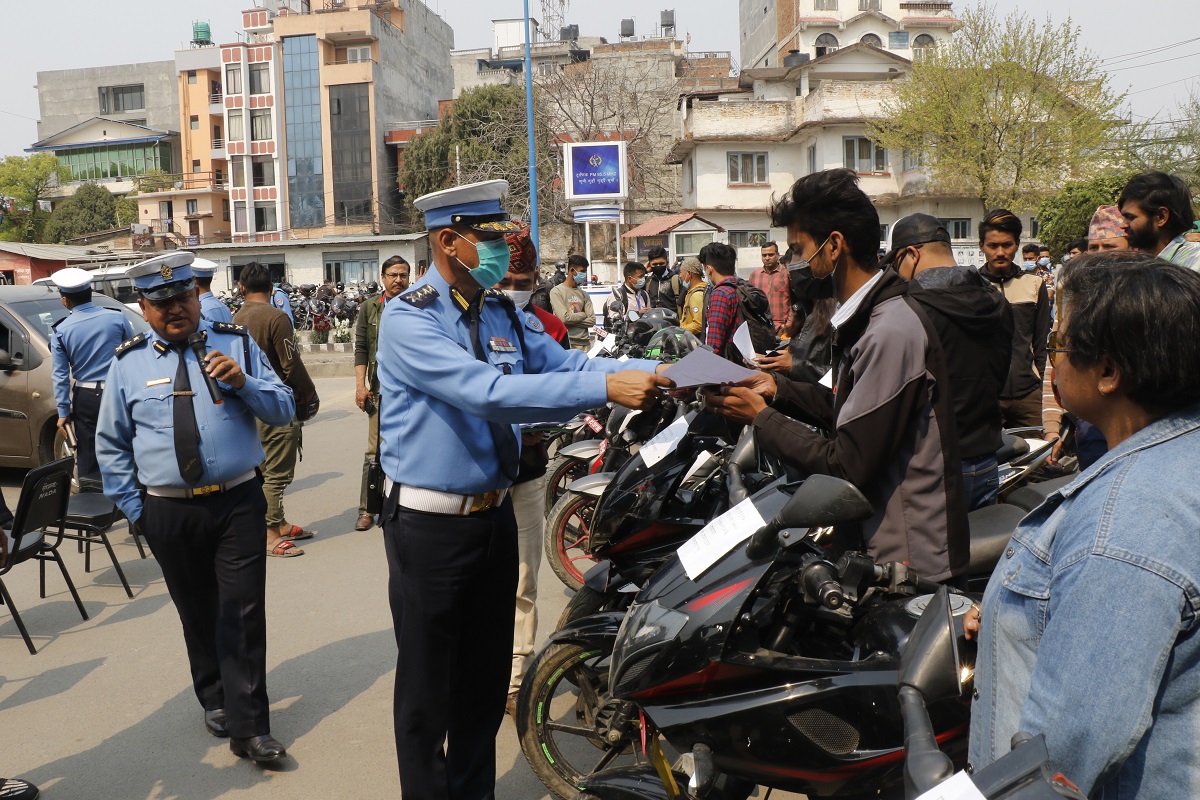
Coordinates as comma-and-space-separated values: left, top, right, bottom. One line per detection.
213, 322, 248, 335
260, 351, 275, 372
484, 288, 514, 306
115, 332, 149, 358
399, 285, 439, 308
524, 314, 544, 333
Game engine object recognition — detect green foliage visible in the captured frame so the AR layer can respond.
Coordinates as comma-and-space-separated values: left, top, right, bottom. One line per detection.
0, 153, 70, 242
43, 182, 119, 243
115, 196, 139, 227
1035, 174, 1129, 256
870, 3, 1127, 214
134, 169, 174, 193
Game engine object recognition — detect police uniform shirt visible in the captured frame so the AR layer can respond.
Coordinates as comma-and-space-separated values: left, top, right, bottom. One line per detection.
95, 319, 296, 522
271, 288, 294, 324
50, 302, 134, 418
199, 291, 234, 324
376, 268, 659, 496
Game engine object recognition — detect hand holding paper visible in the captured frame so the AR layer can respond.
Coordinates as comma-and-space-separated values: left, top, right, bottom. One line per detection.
659, 348, 758, 389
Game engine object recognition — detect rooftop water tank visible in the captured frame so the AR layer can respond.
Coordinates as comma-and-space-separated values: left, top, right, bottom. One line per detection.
192, 21, 213, 46
660, 10, 675, 28
783, 50, 811, 68
620, 19, 635, 38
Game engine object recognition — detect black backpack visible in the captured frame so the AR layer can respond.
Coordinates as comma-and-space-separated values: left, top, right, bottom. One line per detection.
730, 278, 778, 357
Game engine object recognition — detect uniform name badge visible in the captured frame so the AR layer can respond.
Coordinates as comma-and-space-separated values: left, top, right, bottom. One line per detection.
488, 337, 516, 353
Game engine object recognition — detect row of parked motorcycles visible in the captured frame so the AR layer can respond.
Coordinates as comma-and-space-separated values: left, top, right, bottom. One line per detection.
219, 282, 373, 331
522, 309, 1086, 800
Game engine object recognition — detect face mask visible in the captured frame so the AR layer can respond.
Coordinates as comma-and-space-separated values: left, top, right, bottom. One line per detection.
1022, 260, 1036, 271
572, 270, 588, 285
1061, 253, 1072, 264
1038, 257, 1051, 268
453, 232, 511, 288
633, 277, 646, 290
703, 271, 713, 286
787, 234, 837, 301
503, 289, 533, 308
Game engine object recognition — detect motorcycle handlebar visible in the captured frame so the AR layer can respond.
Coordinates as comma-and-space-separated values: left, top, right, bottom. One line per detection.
802, 561, 845, 609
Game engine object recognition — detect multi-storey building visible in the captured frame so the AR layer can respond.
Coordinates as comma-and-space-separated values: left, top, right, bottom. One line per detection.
740, 0, 960, 70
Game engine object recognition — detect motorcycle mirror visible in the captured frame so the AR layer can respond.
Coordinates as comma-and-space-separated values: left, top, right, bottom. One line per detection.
746, 475, 873, 559
898, 586, 961, 702
627, 310, 640, 322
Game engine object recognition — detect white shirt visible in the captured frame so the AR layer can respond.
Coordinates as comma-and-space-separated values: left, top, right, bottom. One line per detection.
830, 268, 886, 329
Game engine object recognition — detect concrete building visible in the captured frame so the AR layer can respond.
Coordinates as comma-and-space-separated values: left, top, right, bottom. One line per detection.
666, 42, 1026, 269
451, 18, 606, 98
740, 0, 960, 70
36, 61, 179, 142
28, 118, 179, 202
218, 0, 452, 243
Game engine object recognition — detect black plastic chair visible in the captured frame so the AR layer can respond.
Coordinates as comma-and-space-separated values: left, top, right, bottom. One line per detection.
60, 491, 133, 599
76, 477, 146, 560
0, 457, 90, 654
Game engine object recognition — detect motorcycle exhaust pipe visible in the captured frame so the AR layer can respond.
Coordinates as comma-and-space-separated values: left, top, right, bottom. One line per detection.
688, 743, 716, 798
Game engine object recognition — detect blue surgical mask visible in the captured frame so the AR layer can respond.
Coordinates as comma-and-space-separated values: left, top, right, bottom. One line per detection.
1022, 260, 1036, 271
633, 277, 646, 290
454, 232, 511, 288
572, 270, 588, 285
1037, 257, 1051, 268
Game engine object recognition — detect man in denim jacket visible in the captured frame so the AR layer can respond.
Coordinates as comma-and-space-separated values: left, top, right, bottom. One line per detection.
969, 252, 1200, 798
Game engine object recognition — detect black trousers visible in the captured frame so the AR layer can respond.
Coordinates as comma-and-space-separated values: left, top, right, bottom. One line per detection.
141, 479, 271, 739
72, 385, 103, 480
383, 498, 518, 800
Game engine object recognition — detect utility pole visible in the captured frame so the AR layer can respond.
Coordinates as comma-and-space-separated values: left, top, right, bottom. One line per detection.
523, 0, 541, 264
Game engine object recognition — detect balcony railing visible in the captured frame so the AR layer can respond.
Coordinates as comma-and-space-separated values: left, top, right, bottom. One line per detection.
211, 138, 226, 150
135, 172, 223, 194
209, 93, 223, 105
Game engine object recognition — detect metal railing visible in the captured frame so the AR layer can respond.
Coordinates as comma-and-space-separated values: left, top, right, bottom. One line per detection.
209, 93, 223, 105
211, 138, 226, 150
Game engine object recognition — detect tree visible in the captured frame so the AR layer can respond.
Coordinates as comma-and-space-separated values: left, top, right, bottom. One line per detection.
42, 182, 120, 243
1035, 173, 1128, 256
870, 4, 1127, 215
0, 153, 69, 242
115, 195, 139, 228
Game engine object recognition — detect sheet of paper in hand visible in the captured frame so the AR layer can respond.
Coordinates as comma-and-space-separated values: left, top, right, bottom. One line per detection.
660, 347, 758, 389
733, 321, 759, 364
637, 413, 693, 468
677, 497, 767, 580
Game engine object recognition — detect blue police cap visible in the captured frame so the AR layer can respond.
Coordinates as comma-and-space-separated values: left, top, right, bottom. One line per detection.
128, 252, 196, 301
413, 179, 522, 233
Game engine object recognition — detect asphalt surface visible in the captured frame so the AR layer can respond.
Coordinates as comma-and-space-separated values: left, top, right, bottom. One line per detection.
0, 375, 576, 799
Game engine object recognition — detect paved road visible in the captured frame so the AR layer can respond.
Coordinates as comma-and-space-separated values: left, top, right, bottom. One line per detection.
0, 376, 576, 799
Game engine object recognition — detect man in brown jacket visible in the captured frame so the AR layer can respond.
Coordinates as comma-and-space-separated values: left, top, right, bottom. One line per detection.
234, 262, 317, 557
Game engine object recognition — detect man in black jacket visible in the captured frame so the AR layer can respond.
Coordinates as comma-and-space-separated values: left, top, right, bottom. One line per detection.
886, 214, 1014, 509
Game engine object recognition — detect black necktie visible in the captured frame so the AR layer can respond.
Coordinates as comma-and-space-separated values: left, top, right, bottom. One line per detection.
467, 296, 521, 482
173, 345, 205, 485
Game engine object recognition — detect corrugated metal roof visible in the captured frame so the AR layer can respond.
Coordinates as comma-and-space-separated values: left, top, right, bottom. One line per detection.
0, 241, 138, 263
622, 212, 724, 239
190, 233, 428, 250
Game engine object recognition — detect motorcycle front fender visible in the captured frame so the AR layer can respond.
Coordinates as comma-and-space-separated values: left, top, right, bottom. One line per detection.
565, 472, 615, 498
560, 440, 604, 460
548, 610, 626, 650
576, 765, 688, 800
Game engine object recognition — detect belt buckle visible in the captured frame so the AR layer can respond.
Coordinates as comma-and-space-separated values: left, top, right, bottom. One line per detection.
470, 490, 499, 514
191, 483, 221, 497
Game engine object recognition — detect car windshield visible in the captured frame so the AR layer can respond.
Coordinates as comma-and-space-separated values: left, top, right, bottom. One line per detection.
8, 296, 149, 341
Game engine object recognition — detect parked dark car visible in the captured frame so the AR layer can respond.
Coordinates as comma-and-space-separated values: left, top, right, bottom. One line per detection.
0, 285, 149, 468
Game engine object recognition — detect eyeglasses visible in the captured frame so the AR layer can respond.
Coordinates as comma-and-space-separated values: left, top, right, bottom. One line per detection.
1047, 347, 1073, 368
383, 272, 409, 281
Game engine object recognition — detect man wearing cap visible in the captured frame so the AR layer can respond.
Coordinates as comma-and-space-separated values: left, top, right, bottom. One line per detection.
886, 213, 1013, 509
192, 259, 233, 324
49, 267, 134, 482
376, 179, 669, 800
96, 251, 295, 766
677, 256, 706, 335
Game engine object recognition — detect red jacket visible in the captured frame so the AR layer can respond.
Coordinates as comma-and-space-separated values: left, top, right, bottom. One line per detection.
531, 305, 570, 348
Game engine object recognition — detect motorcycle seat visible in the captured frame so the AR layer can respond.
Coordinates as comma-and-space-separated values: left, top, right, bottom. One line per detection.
1005, 474, 1076, 513
968, 503, 1027, 574
995, 433, 1029, 464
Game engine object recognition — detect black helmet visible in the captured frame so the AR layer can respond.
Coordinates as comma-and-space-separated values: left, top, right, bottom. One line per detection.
336, 282, 345, 292
367, 281, 379, 293
280, 282, 294, 293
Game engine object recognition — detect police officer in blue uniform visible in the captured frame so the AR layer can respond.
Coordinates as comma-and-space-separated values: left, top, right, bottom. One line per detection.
49, 267, 134, 481
270, 284, 294, 326
376, 179, 670, 800
192, 257, 234, 324
96, 251, 295, 765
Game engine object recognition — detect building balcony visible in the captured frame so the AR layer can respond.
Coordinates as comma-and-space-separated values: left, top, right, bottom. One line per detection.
798, 80, 895, 125
135, 172, 226, 196
211, 139, 227, 160
322, 58, 374, 83
209, 93, 224, 115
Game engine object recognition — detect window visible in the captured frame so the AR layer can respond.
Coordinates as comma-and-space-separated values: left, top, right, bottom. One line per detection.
231, 158, 247, 188
913, 34, 937, 57
98, 84, 145, 113
902, 150, 921, 172
861, 33, 882, 47
192, 160, 201, 173
880, 223, 889, 243
1030, 218, 1039, 238
814, 0, 837, 9
187, 70, 197, 85
251, 158, 276, 187
938, 218, 972, 239
190, 115, 200, 130
674, 232, 714, 255
222, 199, 231, 221
807, 144, 817, 174
727, 151, 768, 185
336, 45, 372, 63
249, 63, 270, 95
814, 33, 839, 55
685, 157, 695, 193
213, 124, 222, 142
225, 65, 243, 95
329, 83, 373, 225
228, 109, 244, 142
250, 109, 272, 141
283, 34, 326, 229
729, 231, 771, 248
254, 202, 278, 233
859, 0, 880, 10
234, 202, 247, 231
186, 199, 199, 215
843, 136, 887, 173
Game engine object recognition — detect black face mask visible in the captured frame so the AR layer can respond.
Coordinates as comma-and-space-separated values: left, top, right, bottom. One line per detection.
788, 263, 835, 302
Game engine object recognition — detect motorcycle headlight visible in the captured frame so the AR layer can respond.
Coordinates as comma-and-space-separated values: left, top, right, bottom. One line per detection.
611, 600, 689, 696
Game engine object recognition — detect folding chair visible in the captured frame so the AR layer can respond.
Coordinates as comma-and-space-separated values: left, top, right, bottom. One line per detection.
60, 491, 133, 599
0, 457, 90, 654
77, 476, 146, 560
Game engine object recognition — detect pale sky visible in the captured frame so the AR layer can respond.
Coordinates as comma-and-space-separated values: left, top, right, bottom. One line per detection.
0, 0, 1195, 158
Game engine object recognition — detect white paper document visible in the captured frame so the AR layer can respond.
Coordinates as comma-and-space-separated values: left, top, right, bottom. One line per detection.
681, 450, 715, 485
914, 772, 986, 800
588, 332, 617, 357
733, 321, 758, 363
638, 414, 692, 468
678, 497, 768, 580
818, 367, 835, 389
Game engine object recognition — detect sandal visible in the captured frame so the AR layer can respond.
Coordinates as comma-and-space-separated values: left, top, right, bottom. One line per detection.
0, 778, 39, 800
267, 540, 304, 558
279, 524, 315, 541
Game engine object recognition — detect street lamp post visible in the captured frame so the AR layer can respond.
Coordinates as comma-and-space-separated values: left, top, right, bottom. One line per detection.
523, 0, 541, 265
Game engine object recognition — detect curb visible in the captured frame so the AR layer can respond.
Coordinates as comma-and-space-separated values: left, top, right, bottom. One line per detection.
298, 342, 353, 353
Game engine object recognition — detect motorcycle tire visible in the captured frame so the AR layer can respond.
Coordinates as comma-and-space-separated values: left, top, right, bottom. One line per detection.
516, 641, 642, 800
544, 492, 599, 591
544, 454, 591, 514
556, 585, 635, 631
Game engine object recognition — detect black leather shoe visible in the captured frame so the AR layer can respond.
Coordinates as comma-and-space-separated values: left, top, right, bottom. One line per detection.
230, 735, 287, 764
204, 708, 229, 738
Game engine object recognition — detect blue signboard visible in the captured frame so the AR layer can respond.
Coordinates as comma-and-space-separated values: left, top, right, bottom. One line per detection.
889, 31, 910, 50
564, 141, 628, 201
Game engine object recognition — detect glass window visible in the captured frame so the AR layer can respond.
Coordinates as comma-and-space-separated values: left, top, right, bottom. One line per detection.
814, 0, 837, 9
228, 110, 244, 142
99, 84, 145, 113
192, 160, 201, 173
329, 83, 372, 225
861, 33, 882, 47
187, 70, 197, 85
254, 202, 278, 232
842, 137, 887, 174
250, 109, 272, 141
674, 232, 714, 255
186, 199, 199, 215
903, 150, 921, 172
728, 231, 770, 248
249, 63, 270, 95
859, 0, 880, 9
938, 218, 972, 239
283, 35, 326, 229
225, 65, 243, 95
234, 202, 248, 231
913, 34, 937, 55
807, 144, 817, 174
726, 152, 768, 185
223, 199, 231, 221
190, 115, 200, 130
231, 158, 247, 188
815, 33, 839, 53
252, 158, 276, 187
